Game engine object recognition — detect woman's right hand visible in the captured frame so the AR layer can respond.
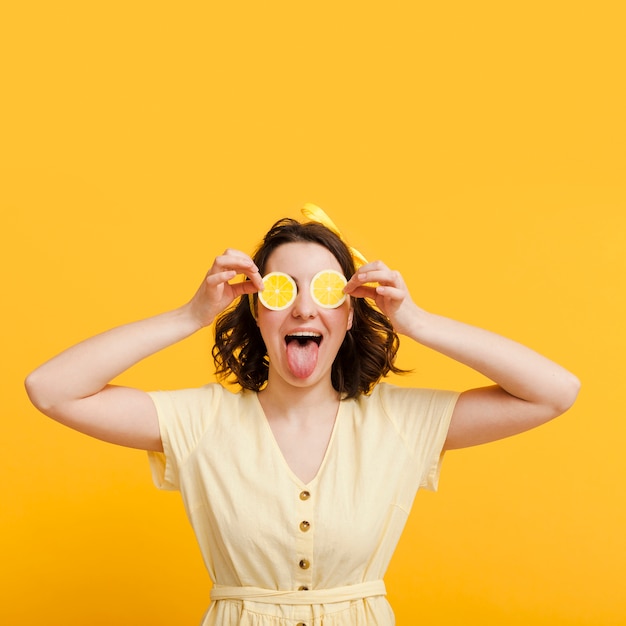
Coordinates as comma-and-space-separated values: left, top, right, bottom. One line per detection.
25, 250, 264, 451
186, 249, 264, 328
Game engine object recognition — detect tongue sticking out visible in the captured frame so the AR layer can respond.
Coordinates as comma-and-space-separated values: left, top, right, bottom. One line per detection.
286, 339, 319, 379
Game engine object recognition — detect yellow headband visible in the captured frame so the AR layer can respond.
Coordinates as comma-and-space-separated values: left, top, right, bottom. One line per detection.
300, 203, 368, 269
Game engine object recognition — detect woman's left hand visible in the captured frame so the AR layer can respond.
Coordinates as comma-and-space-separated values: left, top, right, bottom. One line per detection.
343, 261, 422, 336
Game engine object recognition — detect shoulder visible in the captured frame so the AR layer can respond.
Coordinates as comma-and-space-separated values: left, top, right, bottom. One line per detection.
354, 382, 459, 415
148, 383, 258, 453
353, 384, 459, 479
352, 383, 460, 444
149, 381, 239, 402
148, 383, 252, 422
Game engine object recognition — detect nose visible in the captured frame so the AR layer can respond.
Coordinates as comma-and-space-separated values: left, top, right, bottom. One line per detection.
291, 283, 317, 319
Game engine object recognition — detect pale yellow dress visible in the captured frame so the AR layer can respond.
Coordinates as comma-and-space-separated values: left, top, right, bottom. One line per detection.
148, 383, 459, 625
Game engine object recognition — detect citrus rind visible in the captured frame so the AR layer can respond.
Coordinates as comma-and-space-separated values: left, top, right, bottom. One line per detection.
258, 272, 297, 311
310, 269, 347, 309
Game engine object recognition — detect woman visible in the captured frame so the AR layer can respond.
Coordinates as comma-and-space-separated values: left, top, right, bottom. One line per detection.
25, 207, 580, 625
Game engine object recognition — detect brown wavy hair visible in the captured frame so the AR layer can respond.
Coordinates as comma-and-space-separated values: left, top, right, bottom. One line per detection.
212, 218, 406, 398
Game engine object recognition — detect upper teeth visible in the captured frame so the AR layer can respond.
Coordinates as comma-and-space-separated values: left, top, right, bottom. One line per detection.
288, 332, 321, 337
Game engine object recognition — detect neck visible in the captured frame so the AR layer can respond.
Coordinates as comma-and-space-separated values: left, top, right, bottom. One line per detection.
259, 374, 340, 421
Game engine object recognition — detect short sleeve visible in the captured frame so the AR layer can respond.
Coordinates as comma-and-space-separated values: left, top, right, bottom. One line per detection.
146, 384, 223, 491
378, 384, 460, 491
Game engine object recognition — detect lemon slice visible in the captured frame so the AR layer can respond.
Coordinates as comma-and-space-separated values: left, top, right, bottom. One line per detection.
258, 272, 297, 311
310, 269, 347, 309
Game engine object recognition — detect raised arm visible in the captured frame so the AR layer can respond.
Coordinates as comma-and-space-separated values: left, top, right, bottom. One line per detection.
24, 250, 263, 451
344, 262, 580, 450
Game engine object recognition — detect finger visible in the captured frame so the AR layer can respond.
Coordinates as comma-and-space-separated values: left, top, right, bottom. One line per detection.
212, 254, 257, 273
374, 285, 405, 300
344, 267, 378, 292
357, 269, 403, 287
207, 267, 264, 295
209, 252, 263, 289
346, 284, 379, 300
243, 268, 264, 291
356, 260, 388, 273
345, 267, 400, 293
221, 247, 253, 261
205, 269, 237, 287
230, 280, 262, 298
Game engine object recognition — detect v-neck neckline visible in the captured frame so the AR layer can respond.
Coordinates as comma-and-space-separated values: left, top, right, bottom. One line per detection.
252, 393, 343, 488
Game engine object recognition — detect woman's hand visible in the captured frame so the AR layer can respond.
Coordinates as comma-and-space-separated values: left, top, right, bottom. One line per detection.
344, 261, 422, 336
186, 249, 264, 328
345, 260, 580, 449
24, 249, 265, 451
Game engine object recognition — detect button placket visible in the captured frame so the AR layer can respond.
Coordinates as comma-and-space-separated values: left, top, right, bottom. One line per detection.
295, 488, 314, 590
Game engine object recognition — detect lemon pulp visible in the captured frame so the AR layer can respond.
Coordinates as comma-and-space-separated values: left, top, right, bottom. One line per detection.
258, 272, 297, 311
310, 269, 347, 309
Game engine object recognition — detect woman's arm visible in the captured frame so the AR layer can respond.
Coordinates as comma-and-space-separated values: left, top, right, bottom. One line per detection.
344, 262, 580, 449
25, 250, 263, 451
396, 310, 580, 449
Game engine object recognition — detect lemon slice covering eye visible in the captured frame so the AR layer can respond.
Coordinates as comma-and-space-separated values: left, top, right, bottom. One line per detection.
310, 269, 347, 309
258, 272, 297, 311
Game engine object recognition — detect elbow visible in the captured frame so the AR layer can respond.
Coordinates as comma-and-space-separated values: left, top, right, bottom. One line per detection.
24, 370, 42, 409
24, 369, 56, 414
551, 371, 581, 416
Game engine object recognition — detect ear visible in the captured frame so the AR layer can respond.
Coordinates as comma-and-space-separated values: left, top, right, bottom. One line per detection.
346, 305, 354, 331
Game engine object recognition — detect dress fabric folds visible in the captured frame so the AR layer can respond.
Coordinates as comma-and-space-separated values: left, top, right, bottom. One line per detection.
147, 383, 459, 625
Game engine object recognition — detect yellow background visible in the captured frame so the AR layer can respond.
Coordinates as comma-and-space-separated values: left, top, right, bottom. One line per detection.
2, 2, 624, 624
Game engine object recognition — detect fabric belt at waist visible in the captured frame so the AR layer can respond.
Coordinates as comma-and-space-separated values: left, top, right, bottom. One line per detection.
210, 580, 386, 605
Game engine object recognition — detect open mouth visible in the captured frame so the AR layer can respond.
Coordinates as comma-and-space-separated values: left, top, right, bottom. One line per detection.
284, 332, 322, 379
285, 331, 323, 347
